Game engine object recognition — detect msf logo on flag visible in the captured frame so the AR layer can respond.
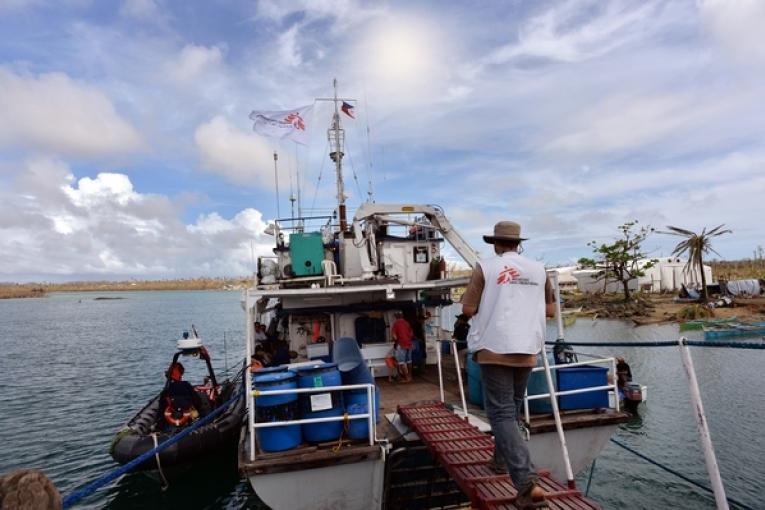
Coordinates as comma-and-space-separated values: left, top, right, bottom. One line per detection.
284, 112, 306, 131
249, 104, 313, 145
496, 265, 521, 285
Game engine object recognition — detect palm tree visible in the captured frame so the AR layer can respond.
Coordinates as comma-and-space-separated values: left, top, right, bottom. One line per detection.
662, 224, 732, 301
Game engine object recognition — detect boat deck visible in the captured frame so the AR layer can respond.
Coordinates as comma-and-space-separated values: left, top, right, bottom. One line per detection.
378, 366, 629, 437
241, 367, 628, 474
398, 401, 603, 510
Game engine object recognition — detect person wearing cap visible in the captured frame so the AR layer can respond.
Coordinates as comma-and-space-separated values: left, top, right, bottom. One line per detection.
461, 221, 554, 509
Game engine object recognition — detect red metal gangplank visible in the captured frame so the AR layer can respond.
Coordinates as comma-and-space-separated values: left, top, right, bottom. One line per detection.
397, 401, 602, 510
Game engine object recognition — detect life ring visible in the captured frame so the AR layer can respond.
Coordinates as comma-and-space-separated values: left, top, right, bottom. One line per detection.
164, 404, 192, 427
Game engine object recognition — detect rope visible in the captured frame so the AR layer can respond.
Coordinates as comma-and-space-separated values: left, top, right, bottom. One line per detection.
609, 439, 755, 510
584, 458, 596, 497
62, 388, 243, 509
544, 339, 765, 349
150, 433, 169, 491
332, 412, 350, 453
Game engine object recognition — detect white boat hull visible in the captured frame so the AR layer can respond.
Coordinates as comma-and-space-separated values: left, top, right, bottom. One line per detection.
528, 424, 618, 481
247, 456, 385, 510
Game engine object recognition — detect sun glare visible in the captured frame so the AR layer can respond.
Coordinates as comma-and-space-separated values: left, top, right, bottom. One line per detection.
359, 16, 442, 91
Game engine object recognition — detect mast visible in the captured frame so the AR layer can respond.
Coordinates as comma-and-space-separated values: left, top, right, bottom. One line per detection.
328, 78, 347, 232
273, 151, 281, 218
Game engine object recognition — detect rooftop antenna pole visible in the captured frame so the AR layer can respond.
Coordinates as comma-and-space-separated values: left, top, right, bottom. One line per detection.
273, 151, 281, 218
329, 78, 347, 232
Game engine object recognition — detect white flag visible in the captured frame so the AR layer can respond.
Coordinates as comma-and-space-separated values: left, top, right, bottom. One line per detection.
249, 105, 313, 145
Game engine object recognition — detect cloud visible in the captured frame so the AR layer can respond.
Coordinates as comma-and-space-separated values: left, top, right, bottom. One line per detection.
119, 0, 162, 21
277, 25, 302, 67
0, 158, 274, 278
479, 1, 662, 69
255, 0, 383, 31
167, 44, 226, 84
0, 0, 44, 11
193, 116, 275, 187
700, 0, 765, 63
0, 68, 144, 157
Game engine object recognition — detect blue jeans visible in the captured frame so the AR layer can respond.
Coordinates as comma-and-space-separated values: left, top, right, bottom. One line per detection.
480, 363, 536, 488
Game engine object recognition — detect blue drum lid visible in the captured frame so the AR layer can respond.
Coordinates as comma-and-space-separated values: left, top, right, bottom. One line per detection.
254, 371, 296, 385
296, 362, 337, 375
256, 365, 288, 375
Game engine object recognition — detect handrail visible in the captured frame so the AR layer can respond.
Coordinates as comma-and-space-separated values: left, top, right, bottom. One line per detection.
248, 382, 377, 460
524, 355, 620, 420
435, 338, 469, 418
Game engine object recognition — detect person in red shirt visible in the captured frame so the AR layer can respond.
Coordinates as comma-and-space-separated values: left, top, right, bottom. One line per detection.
391, 311, 414, 382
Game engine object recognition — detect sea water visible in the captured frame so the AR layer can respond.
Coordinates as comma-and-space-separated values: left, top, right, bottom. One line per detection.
0, 291, 762, 509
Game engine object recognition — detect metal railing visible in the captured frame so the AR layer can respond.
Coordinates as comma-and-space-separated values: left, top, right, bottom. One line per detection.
247, 382, 377, 461
522, 355, 620, 424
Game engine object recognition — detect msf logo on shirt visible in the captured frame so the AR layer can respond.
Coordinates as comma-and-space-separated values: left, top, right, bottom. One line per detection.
496, 265, 521, 285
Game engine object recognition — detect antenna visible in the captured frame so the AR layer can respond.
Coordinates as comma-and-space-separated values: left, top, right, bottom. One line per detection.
364, 85, 375, 203
315, 79, 354, 232
294, 142, 303, 230
273, 151, 281, 218
329, 78, 347, 232
289, 167, 296, 221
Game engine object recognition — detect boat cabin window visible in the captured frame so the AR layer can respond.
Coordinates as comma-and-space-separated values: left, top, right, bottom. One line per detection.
354, 316, 388, 344
413, 246, 429, 264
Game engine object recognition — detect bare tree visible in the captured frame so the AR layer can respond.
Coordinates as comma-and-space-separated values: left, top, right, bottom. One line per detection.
661, 224, 732, 301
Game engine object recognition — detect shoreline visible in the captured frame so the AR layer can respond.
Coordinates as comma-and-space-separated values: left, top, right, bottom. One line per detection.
0, 278, 249, 299
561, 292, 765, 325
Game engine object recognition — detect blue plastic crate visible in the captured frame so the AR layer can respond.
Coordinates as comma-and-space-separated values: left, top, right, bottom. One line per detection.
556, 365, 609, 410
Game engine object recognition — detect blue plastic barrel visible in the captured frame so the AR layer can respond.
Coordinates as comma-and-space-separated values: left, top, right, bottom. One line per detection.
557, 365, 609, 410
253, 372, 301, 452
527, 354, 556, 414
297, 363, 344, 443
466, 352, 483, 407
345, 386, 381, 429
253, 365, 287, 376
346, 402, 374, 440
332, 336, 364, 372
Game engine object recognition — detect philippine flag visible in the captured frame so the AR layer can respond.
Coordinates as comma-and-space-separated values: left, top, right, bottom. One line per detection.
341, 101, 355, 119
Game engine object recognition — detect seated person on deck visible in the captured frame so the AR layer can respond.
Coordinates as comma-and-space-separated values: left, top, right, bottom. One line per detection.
161, 362, 203, 427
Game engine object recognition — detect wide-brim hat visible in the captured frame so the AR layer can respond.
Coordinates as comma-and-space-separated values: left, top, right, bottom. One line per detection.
483, 221, 527, 244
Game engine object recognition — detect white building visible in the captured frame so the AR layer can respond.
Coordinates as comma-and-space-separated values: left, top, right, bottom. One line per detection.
548, 265, 579, 289
571, 257, 713, 294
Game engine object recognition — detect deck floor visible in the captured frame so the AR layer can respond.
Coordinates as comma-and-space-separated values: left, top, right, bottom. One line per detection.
377, 365, 629, 439
398, 401, 603, 510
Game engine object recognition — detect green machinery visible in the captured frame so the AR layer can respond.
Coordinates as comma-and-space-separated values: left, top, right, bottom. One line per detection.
289, 232, 325, 277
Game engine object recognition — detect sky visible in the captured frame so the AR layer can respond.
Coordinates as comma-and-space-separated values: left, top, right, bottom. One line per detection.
1, 0, 763, 281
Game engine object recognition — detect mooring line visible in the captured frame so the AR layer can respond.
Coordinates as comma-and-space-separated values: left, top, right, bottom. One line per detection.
609, 438, 755, 510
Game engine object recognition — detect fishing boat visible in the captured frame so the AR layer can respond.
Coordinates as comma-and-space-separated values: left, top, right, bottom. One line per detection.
110, 328, 244, 476
237, 82, 630, 510
679, 316, 737, 331
702, 320, 765, 339
561, 307, 582, 327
